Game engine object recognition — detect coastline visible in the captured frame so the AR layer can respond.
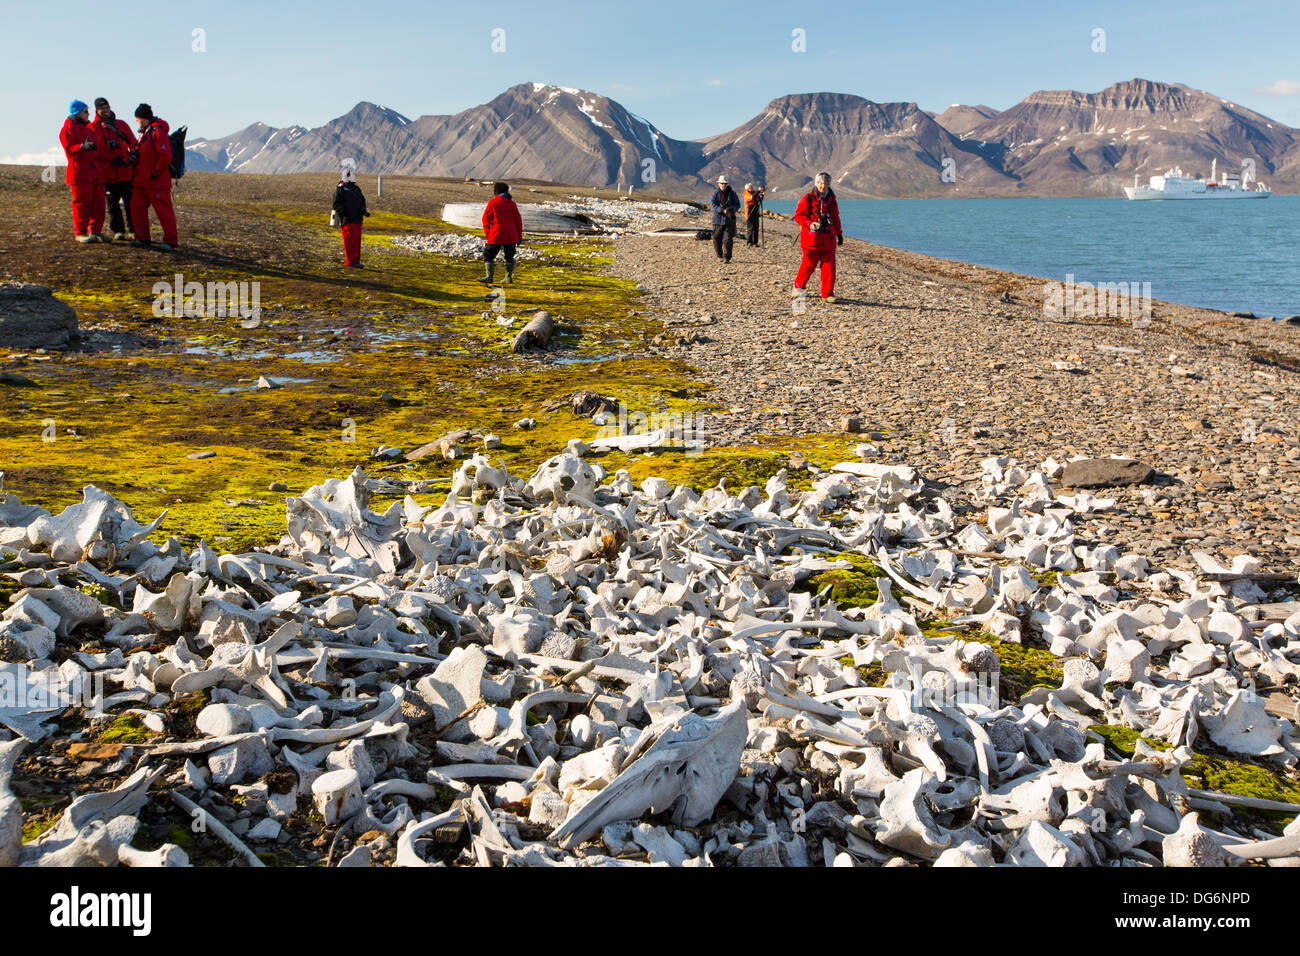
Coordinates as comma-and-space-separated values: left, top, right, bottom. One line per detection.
608, 205, 1300, 574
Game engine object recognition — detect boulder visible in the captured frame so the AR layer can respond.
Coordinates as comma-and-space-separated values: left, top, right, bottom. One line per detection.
1060, 458, 1153, 489
0, 283, 78, 349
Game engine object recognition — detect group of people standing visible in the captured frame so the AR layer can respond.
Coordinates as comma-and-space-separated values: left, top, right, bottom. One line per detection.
59, 99, 179, 249
709, 171, 844, 303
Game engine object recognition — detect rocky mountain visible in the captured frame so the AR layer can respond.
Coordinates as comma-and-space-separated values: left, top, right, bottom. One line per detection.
188, 78, 1299, 197
225, 103, 414, 175
699, 92, 1016, 197
958, 78, 1299, 195
186, 122, 309, 172
223, 85, 702, 192
932, 104, 1000, 137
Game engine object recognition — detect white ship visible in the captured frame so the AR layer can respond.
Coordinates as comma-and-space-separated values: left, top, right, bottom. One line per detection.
1124, 159, 1271, 200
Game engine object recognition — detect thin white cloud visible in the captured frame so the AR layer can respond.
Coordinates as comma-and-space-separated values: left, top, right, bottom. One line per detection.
1250, 80, 1300, 96
708, 79, 723, 87
0, 149, 63, 166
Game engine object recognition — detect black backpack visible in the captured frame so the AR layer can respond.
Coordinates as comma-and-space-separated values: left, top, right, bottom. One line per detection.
168, 125, 187, 179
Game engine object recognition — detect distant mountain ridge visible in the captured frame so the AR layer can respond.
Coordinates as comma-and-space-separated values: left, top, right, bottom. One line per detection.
187, 79, 1299, 197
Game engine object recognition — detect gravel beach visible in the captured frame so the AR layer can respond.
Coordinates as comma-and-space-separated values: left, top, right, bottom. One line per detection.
611, 212, 1300, 575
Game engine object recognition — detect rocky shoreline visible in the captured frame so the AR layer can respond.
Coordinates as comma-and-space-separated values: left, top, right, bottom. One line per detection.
610, 212, 1300, 575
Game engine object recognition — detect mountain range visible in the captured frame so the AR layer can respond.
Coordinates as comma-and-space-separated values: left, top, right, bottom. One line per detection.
185, 79, 1300, 198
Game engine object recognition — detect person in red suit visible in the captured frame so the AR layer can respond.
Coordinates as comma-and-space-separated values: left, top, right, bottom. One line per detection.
792, 172, 843, 303
90, 98, 138, 241
128, 104, 178, 250
59, 100, 107, 243
479, 181, 524, 285
331, 162, 370, 267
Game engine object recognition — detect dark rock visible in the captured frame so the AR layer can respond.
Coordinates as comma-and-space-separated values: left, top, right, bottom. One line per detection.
1060, 457, 1154, 489
0, 283, 78, 349
0, 372, 37, 387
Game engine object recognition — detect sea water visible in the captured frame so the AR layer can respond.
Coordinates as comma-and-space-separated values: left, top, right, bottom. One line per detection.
768, 195, 1300, 318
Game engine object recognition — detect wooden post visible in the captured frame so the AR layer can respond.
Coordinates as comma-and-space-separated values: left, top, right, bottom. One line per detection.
377, 174, 383, 197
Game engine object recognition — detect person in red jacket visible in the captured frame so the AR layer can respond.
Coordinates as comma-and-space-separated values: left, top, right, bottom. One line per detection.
792, 172, 843, 303
91, 98, 137, 241
128, 103, 179, 251
479, 181, 524, 285
59, 100, 107, 243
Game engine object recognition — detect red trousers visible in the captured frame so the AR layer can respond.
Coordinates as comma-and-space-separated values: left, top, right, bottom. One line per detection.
131, 185, 178, 244
341, 223, 363, 265
795, 247, 836, 297
70, 181, 106, 237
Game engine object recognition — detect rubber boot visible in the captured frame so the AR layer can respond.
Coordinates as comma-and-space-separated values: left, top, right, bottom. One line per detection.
478, 261, 494, 285
505, 263, 514, 284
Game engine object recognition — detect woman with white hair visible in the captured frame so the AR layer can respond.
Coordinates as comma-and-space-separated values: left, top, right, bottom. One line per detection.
332, 160, 370, 268
792, 172, 843, 303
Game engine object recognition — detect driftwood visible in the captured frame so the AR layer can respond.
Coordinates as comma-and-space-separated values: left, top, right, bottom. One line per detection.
511, 311, 554, 353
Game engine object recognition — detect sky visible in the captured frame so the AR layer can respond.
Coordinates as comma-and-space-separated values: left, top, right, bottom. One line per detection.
3, 0, 1299, 163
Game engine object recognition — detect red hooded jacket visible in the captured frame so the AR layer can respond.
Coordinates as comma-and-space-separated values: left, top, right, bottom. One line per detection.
482, 193, 523, 245
91, 114, 138, 185
793, 187, 842, 252
59, 116, 105, 186
132, 118, 172, 190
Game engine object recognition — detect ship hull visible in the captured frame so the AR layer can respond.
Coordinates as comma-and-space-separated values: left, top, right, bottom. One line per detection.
1123, 187, 1272, 200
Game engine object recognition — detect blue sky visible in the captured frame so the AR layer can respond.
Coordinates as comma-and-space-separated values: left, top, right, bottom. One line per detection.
3, 0, 1298, 162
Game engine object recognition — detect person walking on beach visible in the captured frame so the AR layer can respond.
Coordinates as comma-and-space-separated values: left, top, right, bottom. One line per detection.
743, 182, 764, 247
91, 98, 137, 241
59, 100, 107, 243
709, 175, 741, 263
792, 172, 843, 303
332, 162, 370, 268
129, 104, 179, 251
479, 181, 523, 285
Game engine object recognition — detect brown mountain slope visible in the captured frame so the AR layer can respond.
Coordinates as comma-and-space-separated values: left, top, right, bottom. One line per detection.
699, 93, 1016, 198
961, 78, 1298, 195
933, 104, 1000, 137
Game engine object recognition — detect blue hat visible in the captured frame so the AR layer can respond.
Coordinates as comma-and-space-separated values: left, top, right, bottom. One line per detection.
68, 99, 88, 117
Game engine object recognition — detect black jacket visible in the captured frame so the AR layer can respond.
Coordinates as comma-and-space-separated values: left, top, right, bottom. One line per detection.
332, 182, 368, 224
709, 186, 741, 225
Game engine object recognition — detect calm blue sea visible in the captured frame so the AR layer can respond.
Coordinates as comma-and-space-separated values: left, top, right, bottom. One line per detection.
768, 195, 1300, 318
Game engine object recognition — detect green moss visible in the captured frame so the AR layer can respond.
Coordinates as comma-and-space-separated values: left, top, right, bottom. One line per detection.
432, 784, 461, 802
1090, 723, 1300, 834
915, 624, 1063, 701
22, 816, 58, 843
839, 654, 886, 687
989, 638, 1064, 698
76, 581, 122, 610
0, 575, 20, 608
800, 552, 884, 608
1032, 570, 1059, 589
97, 713, 160, 744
